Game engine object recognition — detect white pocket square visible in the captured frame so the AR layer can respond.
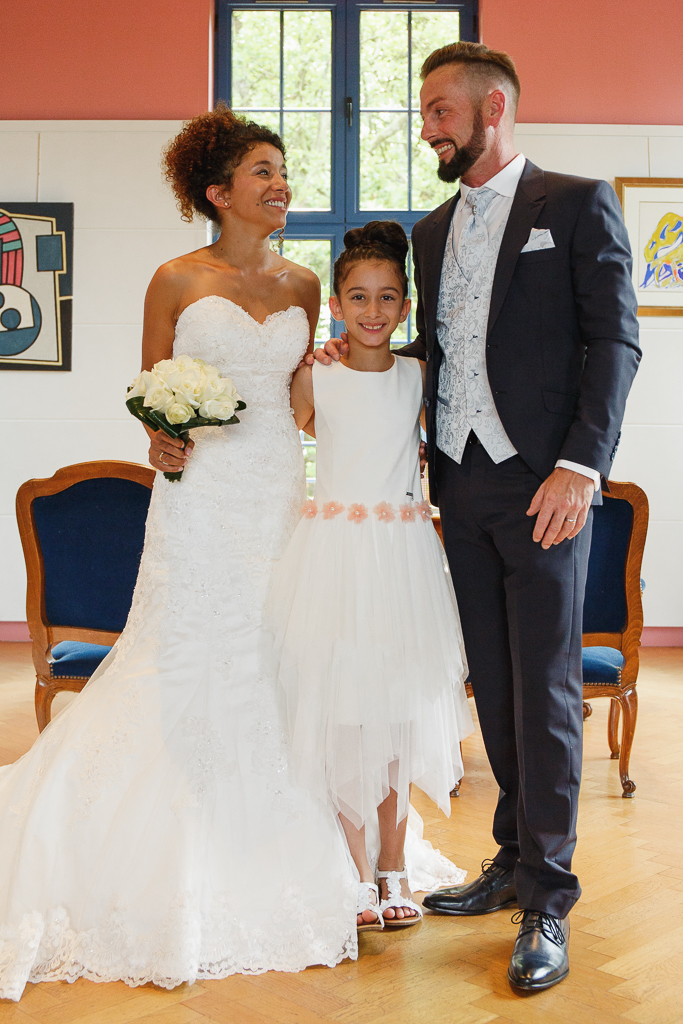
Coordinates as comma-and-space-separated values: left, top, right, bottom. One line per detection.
520, 227, 555, 253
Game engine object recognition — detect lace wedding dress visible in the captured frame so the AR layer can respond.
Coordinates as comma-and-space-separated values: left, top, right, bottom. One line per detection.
0, 297, 359, 1000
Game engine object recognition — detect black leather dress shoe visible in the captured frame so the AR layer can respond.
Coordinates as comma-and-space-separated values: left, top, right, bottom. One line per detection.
422, 859, 517, 916
507, 910, 569, 991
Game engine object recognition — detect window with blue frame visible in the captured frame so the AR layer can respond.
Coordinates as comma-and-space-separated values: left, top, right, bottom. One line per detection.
215, 0, 478, 491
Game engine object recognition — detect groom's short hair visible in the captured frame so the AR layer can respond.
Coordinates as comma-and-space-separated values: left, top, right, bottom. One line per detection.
421, 42, 521, 117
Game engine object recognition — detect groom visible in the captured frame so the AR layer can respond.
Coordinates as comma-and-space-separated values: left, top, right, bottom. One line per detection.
319, 42, 640, 990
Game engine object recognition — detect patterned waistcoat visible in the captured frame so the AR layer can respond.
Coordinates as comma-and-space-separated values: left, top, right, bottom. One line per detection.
435, 211, 517, 465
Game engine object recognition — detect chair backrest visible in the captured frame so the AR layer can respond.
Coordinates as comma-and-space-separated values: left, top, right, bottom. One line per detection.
16, 462, 155, 667
582, 482, 649, 671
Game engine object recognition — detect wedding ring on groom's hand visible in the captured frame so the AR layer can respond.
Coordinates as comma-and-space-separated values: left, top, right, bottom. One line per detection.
566, 518, 577, 522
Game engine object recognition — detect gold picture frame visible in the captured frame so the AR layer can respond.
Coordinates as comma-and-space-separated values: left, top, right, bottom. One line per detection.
615, 178, 683, 317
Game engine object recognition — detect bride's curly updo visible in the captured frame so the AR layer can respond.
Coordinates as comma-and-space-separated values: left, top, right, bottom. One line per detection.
333, 220, 409, 297
163, 103, 286, 223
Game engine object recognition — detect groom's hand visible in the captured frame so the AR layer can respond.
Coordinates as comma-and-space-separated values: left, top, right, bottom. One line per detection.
302, 333, 350, 366
527, 468, 594, 550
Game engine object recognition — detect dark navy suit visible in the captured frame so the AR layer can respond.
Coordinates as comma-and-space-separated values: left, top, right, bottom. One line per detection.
400, 159, 640, 916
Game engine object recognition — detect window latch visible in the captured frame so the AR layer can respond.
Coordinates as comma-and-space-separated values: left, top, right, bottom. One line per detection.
345, 97, 353, 128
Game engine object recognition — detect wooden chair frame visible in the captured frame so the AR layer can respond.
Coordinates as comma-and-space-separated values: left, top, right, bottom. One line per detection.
581, 480, 648, 797
432, 480, 649, 799
16, 461, 155, 731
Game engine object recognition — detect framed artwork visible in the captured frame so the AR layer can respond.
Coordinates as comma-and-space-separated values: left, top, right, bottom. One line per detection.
615, 178, 683, 317
0, 202, 73, 370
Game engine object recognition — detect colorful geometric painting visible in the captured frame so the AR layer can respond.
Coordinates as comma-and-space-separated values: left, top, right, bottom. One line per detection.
0, 203, 73, 370
615, 178, 683, 316
640, 212, 683, 290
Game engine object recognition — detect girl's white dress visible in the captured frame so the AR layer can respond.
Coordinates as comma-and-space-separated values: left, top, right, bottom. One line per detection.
266, 355, 473, 830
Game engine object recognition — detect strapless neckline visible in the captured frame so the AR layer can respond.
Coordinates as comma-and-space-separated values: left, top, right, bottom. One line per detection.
177, 295, 308, 329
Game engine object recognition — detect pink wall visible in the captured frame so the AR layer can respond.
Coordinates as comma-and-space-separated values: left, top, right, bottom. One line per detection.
483, 0, 683, 125
1, 0, 212, 120
1, 2, 681, 127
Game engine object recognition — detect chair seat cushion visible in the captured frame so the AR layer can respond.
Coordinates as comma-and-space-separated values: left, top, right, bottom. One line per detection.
50, 641, 113, 679
582, 646, 624, 685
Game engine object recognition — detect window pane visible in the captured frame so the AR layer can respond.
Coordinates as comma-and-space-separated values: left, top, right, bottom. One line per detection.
231, 11, 280, 110
283, 112, 331, 211
411, 12, 460, 107
360, 112, 408, 211
280, 238, 332, 342
283, 11, 331, 109
360, 11, 408, 110
411, 115, 456, 211
237, 110, 281, 134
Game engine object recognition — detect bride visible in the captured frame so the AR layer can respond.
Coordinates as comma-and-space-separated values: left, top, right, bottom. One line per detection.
0, 106, 463, 1001
0, 107, 358, 1000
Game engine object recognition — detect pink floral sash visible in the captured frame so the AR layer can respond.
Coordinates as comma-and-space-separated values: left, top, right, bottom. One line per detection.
300, 499, 432, 524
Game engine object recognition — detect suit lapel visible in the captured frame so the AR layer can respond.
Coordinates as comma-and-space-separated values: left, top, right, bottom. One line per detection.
420, 193, 459, 344
487, 160, 546, 337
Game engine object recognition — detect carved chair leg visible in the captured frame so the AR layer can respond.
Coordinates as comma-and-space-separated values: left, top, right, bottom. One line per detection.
608, 698, 621, 759
34, 676, 57, 733
617, 688, 637, 798
583, 701, 593, 720
450, 780, 462, 798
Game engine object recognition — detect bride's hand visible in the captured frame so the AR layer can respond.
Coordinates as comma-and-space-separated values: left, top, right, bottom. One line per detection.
146, 426, 194, 472
300, 333, 349, 367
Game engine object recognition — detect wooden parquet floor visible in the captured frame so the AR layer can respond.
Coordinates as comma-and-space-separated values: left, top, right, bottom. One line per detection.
0, 644, 682, 1024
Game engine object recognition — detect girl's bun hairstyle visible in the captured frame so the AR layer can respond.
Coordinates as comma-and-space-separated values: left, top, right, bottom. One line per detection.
333, 220, 409, 297
163, 102, 285, 223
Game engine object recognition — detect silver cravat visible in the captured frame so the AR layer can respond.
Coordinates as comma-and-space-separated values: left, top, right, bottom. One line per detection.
455, 187, 498, 282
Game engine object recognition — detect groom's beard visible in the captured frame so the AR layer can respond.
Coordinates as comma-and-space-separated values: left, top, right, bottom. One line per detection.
435, 108, 487, 183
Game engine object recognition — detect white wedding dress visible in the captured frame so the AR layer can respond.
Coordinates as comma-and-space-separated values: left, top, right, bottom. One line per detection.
0, 298, 358, 1000
0, 297, 464, 1002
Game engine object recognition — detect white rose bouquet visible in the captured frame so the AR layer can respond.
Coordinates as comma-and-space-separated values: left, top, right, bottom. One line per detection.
126, 355, 246, 481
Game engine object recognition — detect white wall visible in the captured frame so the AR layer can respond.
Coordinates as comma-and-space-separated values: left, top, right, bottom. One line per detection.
0, 120, 681, 626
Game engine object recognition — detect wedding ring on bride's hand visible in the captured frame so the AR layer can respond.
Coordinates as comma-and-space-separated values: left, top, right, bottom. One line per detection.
159, 453, 166, 466
566, 517, 577, 522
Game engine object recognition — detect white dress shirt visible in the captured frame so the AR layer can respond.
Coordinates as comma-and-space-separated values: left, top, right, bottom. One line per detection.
448, 153, 600, 490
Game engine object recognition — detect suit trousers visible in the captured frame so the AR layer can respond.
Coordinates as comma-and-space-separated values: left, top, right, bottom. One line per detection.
435, 440, 592, 918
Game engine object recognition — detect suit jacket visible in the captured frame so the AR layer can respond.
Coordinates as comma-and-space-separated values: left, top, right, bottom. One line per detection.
400, 159, 641, 505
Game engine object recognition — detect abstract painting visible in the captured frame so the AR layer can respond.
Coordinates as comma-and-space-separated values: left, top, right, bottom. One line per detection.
615, 178, 683, 316
0, 203, 73, 369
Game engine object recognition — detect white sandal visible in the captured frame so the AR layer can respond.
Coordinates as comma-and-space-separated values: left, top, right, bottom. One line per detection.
377, 869, 423, 929
357, 881, 384, 932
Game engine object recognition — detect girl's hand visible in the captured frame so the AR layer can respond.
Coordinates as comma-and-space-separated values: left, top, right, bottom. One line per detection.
419, 441, 428, 477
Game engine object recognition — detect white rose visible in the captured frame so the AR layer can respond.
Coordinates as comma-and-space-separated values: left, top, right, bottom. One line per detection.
155, 357, 201, 391
199, 374, 229, 403
199, 396, 237, 420
166, 400, 196, 425
174, 372, 204, 408
194, 358, 220, 378
143, 377, 175, 413
127, 369, 156, 399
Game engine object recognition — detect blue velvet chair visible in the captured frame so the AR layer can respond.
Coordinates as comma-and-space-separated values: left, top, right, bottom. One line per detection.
581, 481, 648, 797
16, 461, 155, 731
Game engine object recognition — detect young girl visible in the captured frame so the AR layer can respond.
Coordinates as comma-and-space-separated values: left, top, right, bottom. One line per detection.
266, 221, 473, 930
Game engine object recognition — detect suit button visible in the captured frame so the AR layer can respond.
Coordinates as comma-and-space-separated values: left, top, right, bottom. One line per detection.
425, 399, 432, 408
426, 353, 431, 361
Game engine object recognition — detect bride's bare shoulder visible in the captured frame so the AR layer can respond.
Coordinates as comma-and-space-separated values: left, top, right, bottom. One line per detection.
279, 255, 320, 303
151, 248, 213, 289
